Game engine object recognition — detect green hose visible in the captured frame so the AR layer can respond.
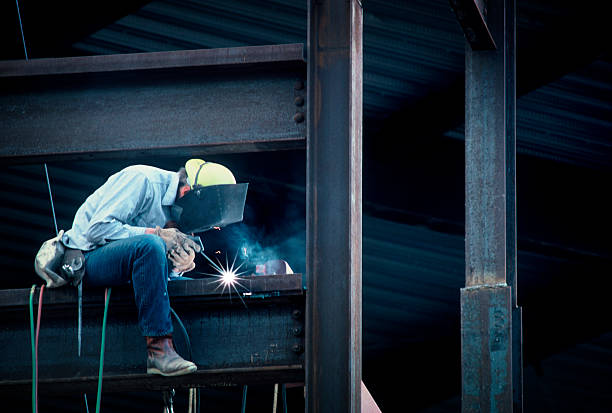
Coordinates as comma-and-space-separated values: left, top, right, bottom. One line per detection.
29, 285, 36, 413
96, 288, 111, 413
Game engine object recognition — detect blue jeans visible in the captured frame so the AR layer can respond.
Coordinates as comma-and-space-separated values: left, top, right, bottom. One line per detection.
83, 234, 173, 337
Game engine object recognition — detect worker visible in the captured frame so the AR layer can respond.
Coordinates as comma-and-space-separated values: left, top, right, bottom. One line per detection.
60, 159, 238, 377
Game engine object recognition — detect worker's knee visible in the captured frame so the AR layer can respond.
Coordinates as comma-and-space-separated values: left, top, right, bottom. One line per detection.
135, 234, 167, 261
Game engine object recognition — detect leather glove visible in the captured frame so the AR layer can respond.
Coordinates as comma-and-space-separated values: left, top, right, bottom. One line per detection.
168, 245, 196, 273
153, 226, 201, 254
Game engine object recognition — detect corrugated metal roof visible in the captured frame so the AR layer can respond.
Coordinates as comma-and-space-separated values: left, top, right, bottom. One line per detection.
71, 0, 611, 168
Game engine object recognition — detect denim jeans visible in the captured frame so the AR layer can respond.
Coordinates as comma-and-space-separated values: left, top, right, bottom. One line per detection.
83, 234, 173, 337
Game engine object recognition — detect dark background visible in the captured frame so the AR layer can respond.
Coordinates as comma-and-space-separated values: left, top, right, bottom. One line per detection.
1, 1, 611, 411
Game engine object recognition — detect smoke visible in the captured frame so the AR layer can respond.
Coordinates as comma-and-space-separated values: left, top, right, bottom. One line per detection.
197, 195, 306, 276
191, 150, 307, 278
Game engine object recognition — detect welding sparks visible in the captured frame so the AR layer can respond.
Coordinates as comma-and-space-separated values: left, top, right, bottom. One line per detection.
195, 249, 250, 308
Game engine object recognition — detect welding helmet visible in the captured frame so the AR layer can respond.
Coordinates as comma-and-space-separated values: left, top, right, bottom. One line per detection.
172, 159, 248, 233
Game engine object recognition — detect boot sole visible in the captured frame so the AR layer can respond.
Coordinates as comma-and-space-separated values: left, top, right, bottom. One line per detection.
147, 365, 197, 377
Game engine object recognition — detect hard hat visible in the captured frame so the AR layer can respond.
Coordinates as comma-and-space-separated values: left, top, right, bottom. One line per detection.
185, 158, 236, 188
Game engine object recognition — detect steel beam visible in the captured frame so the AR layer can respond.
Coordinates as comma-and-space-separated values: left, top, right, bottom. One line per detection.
462, 0, 516, 411
0, 44, 306, 164
504, 0, 523, 410
461, 286, 512, 412
0, 274, 305, 395
306, 0, 363, 412
449, 0, 496, 51
464, 0, 508, 289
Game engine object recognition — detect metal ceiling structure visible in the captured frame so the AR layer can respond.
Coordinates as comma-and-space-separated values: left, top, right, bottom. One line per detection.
1, 0, 611, 412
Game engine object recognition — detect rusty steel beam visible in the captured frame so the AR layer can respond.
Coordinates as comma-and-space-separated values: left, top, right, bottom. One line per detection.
449, 0, 496, 51
461, 0, 516, 411
461, 287, 512, 411
306, 0, 363, 412
464, 0, 508, 289
0, 274, 305, 395
0, 44, 306, 164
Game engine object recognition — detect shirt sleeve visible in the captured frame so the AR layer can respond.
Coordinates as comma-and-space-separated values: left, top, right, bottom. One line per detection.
85, 172, 153, 245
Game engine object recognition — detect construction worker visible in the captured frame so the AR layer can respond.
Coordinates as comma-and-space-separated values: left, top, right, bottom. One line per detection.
61, 159, 239, 377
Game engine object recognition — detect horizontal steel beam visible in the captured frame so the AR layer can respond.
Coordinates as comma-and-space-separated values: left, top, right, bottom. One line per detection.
0, 44, 306, 164
0, 274, 305, 394
0, 273, 304, 307
0, 44, 305, 77
3, 366, 304, 395
449, 0, 496, 50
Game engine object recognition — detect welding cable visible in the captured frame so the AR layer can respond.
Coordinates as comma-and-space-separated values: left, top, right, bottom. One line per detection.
96, 288, 111, 413
241, 385, 248, 413
15, 0, 28, 60
272, 383, 278, 413
43, 164, 59, 236
29, 285, 36, 413
35, 285, 45, 413
169, 307, 192, 361
281, 384, 287, 413
169, 306, 201, 413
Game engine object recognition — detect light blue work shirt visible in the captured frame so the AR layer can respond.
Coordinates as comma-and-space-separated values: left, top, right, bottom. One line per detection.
63, 165, 180, 251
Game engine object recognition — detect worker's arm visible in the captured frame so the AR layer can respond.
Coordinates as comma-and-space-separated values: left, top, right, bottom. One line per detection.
85, 172, 153, 245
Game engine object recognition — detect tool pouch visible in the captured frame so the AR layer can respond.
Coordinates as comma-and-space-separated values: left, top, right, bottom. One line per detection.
34, 230, 86, 288
61, 248, 86, 287
34, 230, 67, 288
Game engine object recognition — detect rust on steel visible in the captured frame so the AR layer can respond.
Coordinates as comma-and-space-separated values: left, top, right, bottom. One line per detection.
0, 44, 306, 164
0, 275, 305, 395
0, 44, 305, 77
461, 0, 517, 411
306, 0, 363, 412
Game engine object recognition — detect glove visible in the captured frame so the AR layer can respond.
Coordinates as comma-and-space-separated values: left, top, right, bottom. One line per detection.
153, 226, 201, 254
168, 245, 196, 273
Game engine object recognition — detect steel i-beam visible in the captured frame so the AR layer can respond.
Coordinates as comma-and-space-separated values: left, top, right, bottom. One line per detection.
0, 275, 305, 395
306, 0, 363, 412
449, 0, 497, 50
0, 44, 306, 164
461, 0, 518, 412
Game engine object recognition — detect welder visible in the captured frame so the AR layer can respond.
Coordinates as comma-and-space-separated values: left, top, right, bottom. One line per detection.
60, 158, 245, 377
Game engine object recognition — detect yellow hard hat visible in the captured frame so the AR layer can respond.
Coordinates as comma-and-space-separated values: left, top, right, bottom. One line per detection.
185, 159, 236, 188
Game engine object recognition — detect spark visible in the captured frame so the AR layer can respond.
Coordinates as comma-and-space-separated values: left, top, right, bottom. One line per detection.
195, 249, 250, 308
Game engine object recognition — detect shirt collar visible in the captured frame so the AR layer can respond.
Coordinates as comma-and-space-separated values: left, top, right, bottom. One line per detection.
162, 171, 180, 206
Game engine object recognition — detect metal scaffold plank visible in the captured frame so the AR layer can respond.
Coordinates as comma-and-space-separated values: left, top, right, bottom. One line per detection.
0, 44, 306, 164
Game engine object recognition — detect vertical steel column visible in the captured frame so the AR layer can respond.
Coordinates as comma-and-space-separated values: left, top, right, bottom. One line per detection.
306, 0, 363, 412
461, 0, 516, 412
505, 1, 523, 410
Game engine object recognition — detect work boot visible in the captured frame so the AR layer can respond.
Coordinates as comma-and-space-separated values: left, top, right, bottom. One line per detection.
146, 335, 197, 376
